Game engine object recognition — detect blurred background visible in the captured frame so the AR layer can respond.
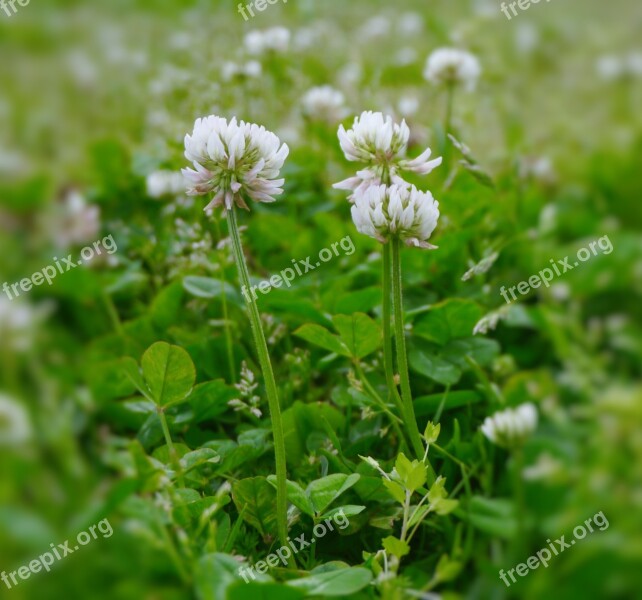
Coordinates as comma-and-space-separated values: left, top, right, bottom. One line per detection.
1, 0, 641, 598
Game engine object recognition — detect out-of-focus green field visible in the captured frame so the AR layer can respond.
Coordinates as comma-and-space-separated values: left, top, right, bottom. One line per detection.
1, 1, 641, 599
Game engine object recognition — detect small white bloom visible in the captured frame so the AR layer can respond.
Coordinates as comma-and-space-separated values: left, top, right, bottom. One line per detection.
146, 171, 185, 199
481, 403, 538, 448
359, 16, 390, 40
351, 183, 440, 249
424, 47, 481, 91
397, 96, 420, 118
596, 55, 624, 81
182, 115, 289, 211
0, 394, 32, 446
244, 27, 290, 55
51, 190, 101, 248
334, 111, 441, 198
397, 12, 423, 36
301, 86, 347, 124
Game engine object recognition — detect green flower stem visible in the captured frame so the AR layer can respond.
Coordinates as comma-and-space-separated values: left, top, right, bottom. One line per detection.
227, 203, 290, 563
158, 408, 185, 488
382, 244, 405, 419
390, 237, 425, 461
212, 216, 236, 384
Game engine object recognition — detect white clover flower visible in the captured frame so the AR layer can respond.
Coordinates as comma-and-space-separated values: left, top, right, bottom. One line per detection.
244, 27, 290, 55
182, 115, 289, 211
424, 48, 481, 91
351, 183, 440, 249
481, 403, 538, 449
221, 60, 262, 82
50, 190, 101, 248
334, 111, 441, 198
0, 393, 32, 446
301, 85, 348, 124
595, 55, 624, 81
397, 12, 423, 36
146, 170, 185, 199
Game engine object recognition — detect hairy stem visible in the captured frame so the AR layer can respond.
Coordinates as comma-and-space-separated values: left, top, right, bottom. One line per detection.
227, 204, 290, 562
158, 408, 185, 487
213, 216, 236, 383
390, 237, 425, 460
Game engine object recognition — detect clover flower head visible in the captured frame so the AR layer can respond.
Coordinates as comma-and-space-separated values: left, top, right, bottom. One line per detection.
301, 85, 348, 123
351, 183, 440, 249
182, 115, 289, 211
480, 403, 538, 449
424, 47, 481, 91
244, 27, 290, 55
334, 111, 442, 199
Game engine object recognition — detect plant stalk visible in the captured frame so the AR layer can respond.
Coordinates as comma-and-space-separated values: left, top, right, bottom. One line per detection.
390, 237, 425, 460
227, 203, 290, 561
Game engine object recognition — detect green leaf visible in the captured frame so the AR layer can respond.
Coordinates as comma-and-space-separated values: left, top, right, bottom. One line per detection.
333, 313, 382, 359
183, 276, 239, 301
414, 391, 482, 416
180, 448, 220, 472
194, 553, 249, 600
319, 505, 366, 522
382, 480, 406, 504
333, 288, 381, 314
267, 476, 315, 517
434, 553, 462, 584
307, 473, 360, 515
294, 324, 350, 356
463, 496, 517, 539
286, 567, 373, 597
227, 582, 305, 600
151, 282, 184, 329
395, 454, 426, 493
382, 536, 410, 559
231, 477, 278, 539
141, 342, 196, 407
414, 299, 484, 345
409, 350, 461, 386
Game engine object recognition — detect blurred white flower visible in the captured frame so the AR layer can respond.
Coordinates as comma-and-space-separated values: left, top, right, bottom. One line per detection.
424, 47, 481, 91
515, 23, 539, 54
0, 393, 32, 446
397, 96, 420, 118
182, 115, 289, 211
0, 298, 50, 353
338, 62, 362, 87
481, 403, 538, 448
301, 85, 347, 123
351, 183, 440, 249
395, 47, 418, 66
244, 27, 290, 55
397, 12, 423, 36
462, 251, 500, 282
221, 60, 262, 82
595, 55, 624, 81
51, 190, 101, 248
520, 156, 556, 184
146, 171, 185, 199
359, 16, 390, 40
334, 111, 442, 197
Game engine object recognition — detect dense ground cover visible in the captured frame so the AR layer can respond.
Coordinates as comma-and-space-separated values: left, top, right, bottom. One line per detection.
1, 1, 641, 599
